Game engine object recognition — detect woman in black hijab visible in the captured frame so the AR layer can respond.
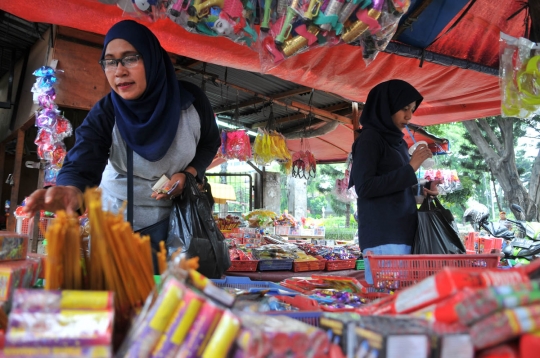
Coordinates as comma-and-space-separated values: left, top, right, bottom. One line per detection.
349, 79, 433, 284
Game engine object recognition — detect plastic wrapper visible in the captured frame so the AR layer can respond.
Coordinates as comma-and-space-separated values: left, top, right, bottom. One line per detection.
259, 0, 330, 72
499, 32, 540, 119
470, 304, 540, 350
0, 233, 28, 262
31, 66, 73, 170
123, 277, 186, 357
151, 288, 206, 357
4, 289, 114, 357
166, 0, 258, 47
218, 130, 252, 161
355, 0, 411, 65
291, 138, 316, 179
335, 152, 356, 203
120, 0, 170, 22
43, 164, 61, 187
423, 168, 463, 195
373, 267, 530, 315
251, 244, 299, 260
243, 209, 277, 227
252, 129, 292, 171
455, 280, 540, 326
231, 312, 330, 358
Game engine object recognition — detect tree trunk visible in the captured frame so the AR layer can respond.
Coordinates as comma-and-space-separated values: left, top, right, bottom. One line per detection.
462, 117, 540, 221
491, 172, 502, 212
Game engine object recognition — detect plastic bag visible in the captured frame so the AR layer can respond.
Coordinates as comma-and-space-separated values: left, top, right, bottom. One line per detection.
167, 172, 231, 278
412, 196, 466, 255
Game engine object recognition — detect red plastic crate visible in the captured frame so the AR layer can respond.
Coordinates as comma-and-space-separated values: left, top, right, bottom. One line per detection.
325, 259, 356, 271
465, 232, 479, 251
365, 253, 500, 289
226, 260, 259, 272
293, 257, 326, 272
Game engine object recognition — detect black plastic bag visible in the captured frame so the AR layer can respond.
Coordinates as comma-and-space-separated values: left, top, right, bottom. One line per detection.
412, 196, 466, 255
167, 172, 231, 278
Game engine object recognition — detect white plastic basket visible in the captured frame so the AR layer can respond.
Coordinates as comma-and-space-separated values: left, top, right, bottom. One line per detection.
15, 217, 54, 240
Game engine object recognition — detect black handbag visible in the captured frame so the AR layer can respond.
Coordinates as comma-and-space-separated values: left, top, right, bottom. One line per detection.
412, 196, 466, 255
167, 172, 231, 278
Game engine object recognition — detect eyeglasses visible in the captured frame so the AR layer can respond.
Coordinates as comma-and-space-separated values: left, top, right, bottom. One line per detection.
98, 54, 141, 71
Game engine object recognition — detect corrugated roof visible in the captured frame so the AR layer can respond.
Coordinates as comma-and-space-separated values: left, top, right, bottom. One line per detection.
0, 11, 50, 80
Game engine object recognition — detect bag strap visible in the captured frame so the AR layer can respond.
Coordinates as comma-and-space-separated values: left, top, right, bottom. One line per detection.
127, 144, 134, 227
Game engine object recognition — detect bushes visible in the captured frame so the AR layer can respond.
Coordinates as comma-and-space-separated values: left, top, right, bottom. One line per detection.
324, 227, 356, 241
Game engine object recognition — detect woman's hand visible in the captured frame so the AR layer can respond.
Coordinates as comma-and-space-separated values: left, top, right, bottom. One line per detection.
151, 167, 197, 201
409, 144, 433, 172
22, 186, 83, 216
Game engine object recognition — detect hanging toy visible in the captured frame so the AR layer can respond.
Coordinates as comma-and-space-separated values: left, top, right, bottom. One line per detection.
31, 65, 73, 186
292, 137, 316, 179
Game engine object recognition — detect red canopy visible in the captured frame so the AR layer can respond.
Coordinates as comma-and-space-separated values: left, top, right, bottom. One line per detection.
0, 0, 525, 127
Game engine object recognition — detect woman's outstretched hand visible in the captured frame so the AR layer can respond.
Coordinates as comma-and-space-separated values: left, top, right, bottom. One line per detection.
22, 186, 83, 216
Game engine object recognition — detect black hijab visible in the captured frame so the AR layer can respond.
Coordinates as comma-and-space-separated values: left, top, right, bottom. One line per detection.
101, 20, 193, 162
359, 79, 423, 147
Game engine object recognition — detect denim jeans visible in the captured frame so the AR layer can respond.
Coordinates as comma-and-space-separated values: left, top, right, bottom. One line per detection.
362, 244, 412, 285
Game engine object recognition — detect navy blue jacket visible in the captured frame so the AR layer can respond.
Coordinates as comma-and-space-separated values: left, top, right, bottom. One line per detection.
350, 128, 419, 249
57, 81, 220, 192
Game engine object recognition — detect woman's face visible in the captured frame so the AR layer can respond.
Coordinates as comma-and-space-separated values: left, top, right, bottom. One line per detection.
391, 101, 416, 130
103, 39, 147, 100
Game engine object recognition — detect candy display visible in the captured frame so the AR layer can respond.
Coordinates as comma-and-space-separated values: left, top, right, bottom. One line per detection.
31, 66, 73, 185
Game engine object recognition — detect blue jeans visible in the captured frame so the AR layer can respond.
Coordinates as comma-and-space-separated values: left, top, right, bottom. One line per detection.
362, 244, 412, 285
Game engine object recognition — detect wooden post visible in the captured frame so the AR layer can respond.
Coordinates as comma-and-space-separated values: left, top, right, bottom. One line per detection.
7, 130, 25, 232
352, 102, 360, 140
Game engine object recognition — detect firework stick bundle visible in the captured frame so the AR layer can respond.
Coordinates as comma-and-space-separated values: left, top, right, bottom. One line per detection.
44, 188, 155, 315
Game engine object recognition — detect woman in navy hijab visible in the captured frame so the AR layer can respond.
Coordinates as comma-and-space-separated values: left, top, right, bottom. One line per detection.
24, 20, 220, 255
349, 79, 433, 284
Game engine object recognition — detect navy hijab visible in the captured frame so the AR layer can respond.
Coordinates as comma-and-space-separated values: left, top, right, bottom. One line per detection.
359, 79, 423, 147
101, 20, 192, 162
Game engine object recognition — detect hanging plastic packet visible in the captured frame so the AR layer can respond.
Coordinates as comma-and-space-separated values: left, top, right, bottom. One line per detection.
500, 32, 540, 119
356, 0, 411, 65
122, 0, 169, 22
43, 164, 62, 187
166, 0, 258, 48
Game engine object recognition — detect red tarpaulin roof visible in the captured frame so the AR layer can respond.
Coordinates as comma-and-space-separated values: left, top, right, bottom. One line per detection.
0, 0, 527, 128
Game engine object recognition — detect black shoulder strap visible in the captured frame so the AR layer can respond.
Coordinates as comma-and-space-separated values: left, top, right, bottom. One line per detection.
127, 144, 134, 227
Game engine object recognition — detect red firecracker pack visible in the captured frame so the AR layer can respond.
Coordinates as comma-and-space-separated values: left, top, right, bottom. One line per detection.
373, 267, 529, 315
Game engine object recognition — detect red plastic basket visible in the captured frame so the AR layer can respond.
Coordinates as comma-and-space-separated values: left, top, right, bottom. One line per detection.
226, 260, 259, 272
293, 258, 326, 272
366, 253, 500, 289
325, 258, 356, 271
